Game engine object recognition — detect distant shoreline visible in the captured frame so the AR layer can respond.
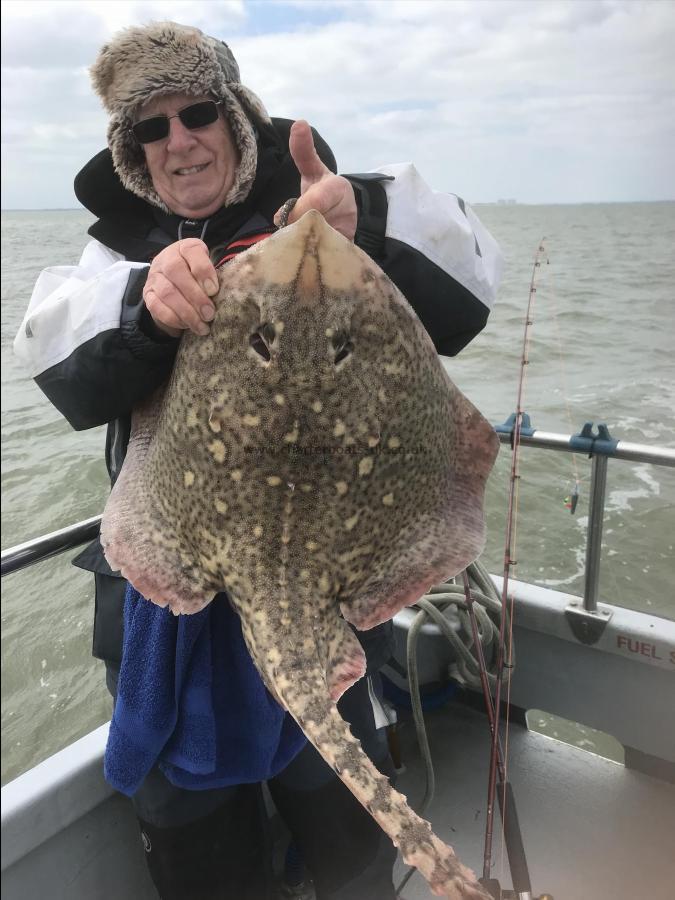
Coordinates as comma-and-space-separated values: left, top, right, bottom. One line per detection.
2, 199, 674, 213
1, 207, 89, 212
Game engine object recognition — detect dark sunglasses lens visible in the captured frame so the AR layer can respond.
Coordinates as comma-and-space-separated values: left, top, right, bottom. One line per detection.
132, 102, 219, 144
179, 101, 219, 129
132, 116, 169, 144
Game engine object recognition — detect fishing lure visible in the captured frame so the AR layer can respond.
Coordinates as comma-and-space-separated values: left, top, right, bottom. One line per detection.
564, 481, 580, 515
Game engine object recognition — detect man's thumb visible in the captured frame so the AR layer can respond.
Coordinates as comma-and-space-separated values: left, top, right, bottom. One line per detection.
289, 120, 327, 180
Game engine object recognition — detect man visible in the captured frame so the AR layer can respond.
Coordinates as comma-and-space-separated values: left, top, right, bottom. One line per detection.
14, 21, 500, 900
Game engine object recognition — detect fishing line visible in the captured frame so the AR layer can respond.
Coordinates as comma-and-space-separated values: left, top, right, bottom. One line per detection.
542, 250, 585, 516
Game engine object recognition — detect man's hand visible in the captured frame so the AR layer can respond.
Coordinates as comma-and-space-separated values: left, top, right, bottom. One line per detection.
274, 120, 357, 240
143, 240, 219, 337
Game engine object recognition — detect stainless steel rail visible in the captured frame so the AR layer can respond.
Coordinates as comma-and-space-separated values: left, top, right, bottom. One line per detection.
0, 515, 102, 577
584, 454, 608, 613
498, 428, 674, 615
500, 430, 675, 466
2, 429, 674, 599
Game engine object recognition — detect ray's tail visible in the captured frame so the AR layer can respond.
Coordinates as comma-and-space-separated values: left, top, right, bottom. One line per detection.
276, 671, 490, 900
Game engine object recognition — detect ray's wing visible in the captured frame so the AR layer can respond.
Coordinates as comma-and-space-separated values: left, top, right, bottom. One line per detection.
340, 374, 500, 631
100, 385, 218, 614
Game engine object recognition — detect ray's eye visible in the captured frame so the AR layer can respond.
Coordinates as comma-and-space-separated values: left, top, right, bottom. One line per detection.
332, 332, 354, 365
261, 322, 277, 344
249, 332, 271, 361
249, 322, 275, 361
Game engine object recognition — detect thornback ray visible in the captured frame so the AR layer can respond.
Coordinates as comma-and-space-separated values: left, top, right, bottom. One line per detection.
101, 209, 499, 898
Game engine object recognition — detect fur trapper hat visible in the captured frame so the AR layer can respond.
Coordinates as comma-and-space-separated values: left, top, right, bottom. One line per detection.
90, 21, 272, 212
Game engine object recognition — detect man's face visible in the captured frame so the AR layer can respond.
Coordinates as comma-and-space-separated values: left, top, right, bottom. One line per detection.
136, 92, 240, 219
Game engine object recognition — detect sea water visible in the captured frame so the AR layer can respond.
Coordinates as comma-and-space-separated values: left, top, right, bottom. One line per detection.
2, 203, 674, 783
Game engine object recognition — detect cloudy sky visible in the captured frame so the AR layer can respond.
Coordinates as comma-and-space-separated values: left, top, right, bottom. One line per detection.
2, 0, 674, 208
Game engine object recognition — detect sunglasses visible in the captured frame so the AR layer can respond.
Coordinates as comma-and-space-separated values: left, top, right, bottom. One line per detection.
131, 100, 222, 144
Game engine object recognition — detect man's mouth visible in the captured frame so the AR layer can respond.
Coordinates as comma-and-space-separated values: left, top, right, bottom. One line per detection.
175, 163, 210, 176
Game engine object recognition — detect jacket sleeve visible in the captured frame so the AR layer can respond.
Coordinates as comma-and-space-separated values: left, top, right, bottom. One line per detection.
346, 164, 503, 357
13, 239, 179, 430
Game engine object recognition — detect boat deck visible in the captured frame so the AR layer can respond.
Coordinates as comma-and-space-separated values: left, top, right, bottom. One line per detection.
392, 698, 675, 899
2, 696, 674, 899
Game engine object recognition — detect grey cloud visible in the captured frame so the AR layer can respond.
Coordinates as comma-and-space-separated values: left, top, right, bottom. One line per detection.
1, 11, 106, 69
2, 0, 674, 208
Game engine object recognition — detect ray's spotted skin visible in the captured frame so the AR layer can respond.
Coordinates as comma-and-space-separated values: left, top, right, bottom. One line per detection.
275, 196, 298, 228
101, 210, 498, 899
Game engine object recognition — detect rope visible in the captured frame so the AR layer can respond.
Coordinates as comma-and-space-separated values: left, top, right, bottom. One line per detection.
395, 559, 510, 897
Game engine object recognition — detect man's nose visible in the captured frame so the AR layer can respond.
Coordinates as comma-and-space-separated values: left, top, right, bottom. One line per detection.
165, 117, 198, 151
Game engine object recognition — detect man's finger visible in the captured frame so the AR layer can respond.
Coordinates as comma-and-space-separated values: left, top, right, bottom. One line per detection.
283, 176, 347, 224
177, 239, 219, 296
142, 291, 184, 338
149, 262, 215, 323
289, 119, 329, 182
145, 273, 210, 336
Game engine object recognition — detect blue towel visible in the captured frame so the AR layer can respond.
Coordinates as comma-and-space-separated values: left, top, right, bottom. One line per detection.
104, 584, 307, 796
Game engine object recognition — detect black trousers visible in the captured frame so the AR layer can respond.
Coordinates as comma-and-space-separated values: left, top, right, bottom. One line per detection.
105, 665, 397, 900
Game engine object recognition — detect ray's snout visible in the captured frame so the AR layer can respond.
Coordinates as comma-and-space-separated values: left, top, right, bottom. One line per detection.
249, 209, 371, 299
238, 211, 370, 375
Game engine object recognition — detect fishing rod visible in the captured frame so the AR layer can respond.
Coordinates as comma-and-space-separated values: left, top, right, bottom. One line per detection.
463, 240, 554, 900
460, 573, 529, 899
394, 241, 554, 899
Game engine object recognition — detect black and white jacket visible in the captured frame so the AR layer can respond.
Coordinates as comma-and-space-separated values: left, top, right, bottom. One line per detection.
13, 118, 503, 666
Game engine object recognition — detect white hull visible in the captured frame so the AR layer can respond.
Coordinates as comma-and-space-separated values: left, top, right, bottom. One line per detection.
3, 577, 674, 899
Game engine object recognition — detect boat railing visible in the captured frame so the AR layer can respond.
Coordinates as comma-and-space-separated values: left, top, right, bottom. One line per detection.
2, 423, 674, 627
1, 514, 102, 578
491, 420, 675, 627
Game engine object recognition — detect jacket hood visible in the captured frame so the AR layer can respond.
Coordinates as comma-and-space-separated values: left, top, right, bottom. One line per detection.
90, 21, 271, 212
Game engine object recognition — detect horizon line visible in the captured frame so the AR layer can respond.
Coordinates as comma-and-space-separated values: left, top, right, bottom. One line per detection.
2, 198, 674, 213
